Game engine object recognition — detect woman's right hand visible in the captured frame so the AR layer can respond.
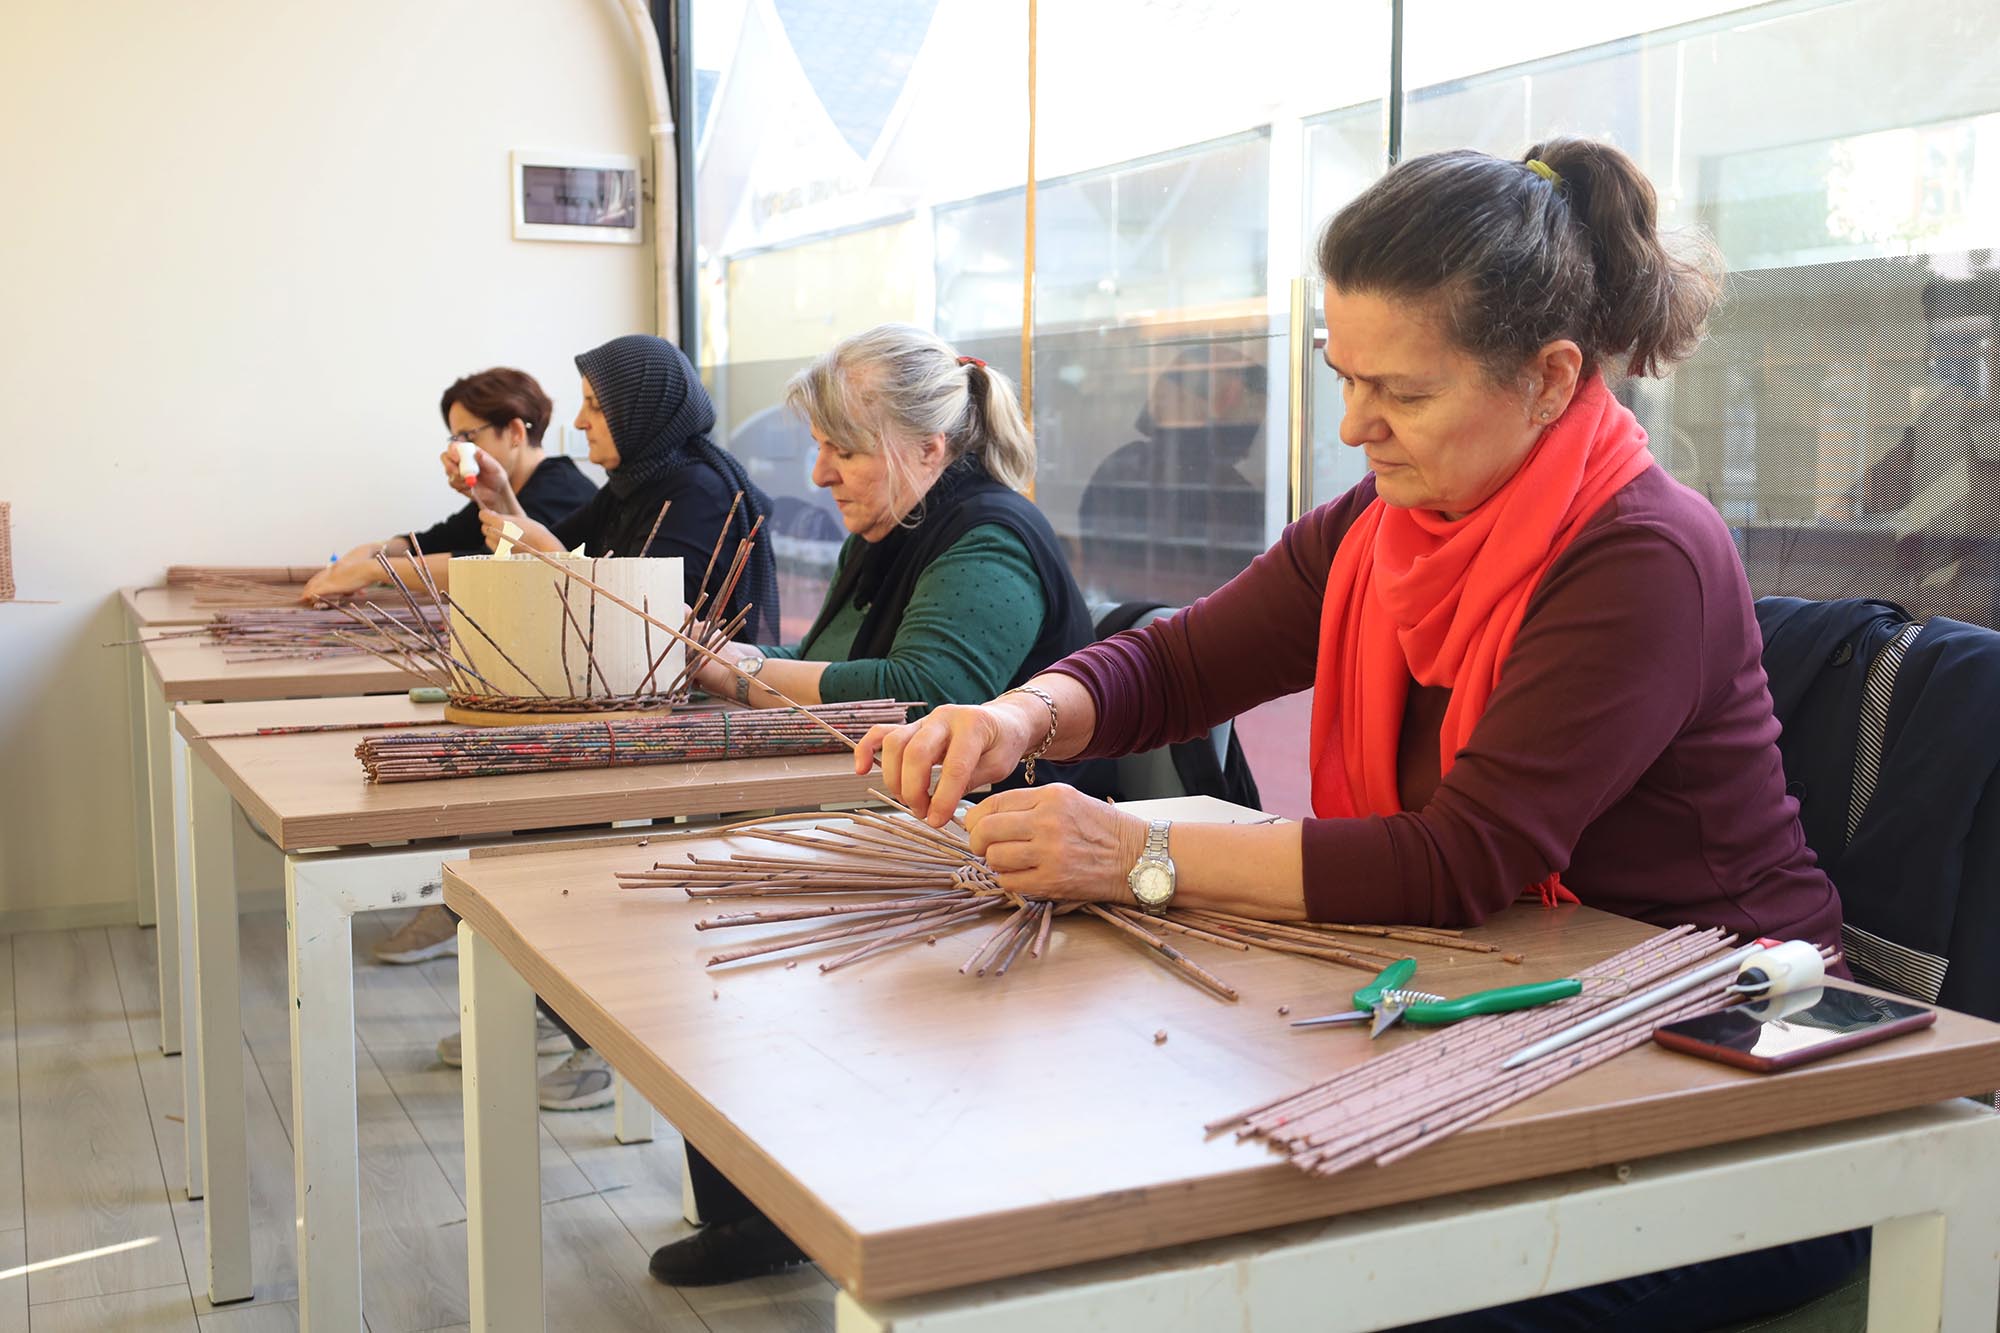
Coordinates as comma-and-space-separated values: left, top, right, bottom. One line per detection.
855, 697, 1046, 826
442, 447, 524, 517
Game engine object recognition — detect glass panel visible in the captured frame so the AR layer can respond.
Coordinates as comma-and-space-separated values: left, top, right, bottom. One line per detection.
1022, 4, 1389, 819
697, 1, 1396, 816
1402, 0, 2000, 625
693, 0, 1032, 633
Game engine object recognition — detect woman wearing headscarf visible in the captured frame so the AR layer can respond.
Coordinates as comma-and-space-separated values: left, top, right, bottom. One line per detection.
478, 333, 781, 642
862, 140, 1861, 1330
445, 335, 781, 1112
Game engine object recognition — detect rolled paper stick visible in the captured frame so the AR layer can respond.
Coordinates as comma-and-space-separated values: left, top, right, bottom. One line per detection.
1083, 904, 1239, 1000
817, 899, 1000, 973
1140, 911, 1252, 951
639, 497, 673, 559
961, 904, 1032, 974
438, 591, 554, 696
1499, 943, 1760, 1070
707, 903, 963, 966
500, 541, 863, 754
992, 906, 1042, 975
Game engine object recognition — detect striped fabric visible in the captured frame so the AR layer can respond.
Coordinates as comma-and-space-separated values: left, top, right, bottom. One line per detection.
1847, 620, 1922, 840
1839, 616, 1952, 1006
1840, 920, 1948, 1003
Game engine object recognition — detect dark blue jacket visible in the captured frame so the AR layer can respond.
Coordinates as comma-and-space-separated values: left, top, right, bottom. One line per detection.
1757, 596, 2000, 1019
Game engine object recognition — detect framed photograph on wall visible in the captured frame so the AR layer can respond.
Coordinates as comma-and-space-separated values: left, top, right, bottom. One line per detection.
511, 150, 643, 244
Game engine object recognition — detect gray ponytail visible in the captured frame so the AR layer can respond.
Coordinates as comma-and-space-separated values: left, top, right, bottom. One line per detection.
782, 323, 1037, 496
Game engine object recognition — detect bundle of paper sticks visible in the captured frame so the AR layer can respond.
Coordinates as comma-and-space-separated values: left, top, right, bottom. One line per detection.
355, 699, 906, 782
619, 806, 1514, 998
1210, 925, 1805, 1177
129, 603, 450, 662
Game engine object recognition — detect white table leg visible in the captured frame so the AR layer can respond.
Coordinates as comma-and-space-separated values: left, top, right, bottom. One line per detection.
182, 740, 221, 1201
1869, 1201, 2000, 1332
279, 845, 466, 1331
288, 858, 362, 1333
189, 755, 248, 1301
142, 666, 182, 1054
461, 922, 544, 1333
127, 608, 156, 927
681, 1143, 702, 1227
830, 1102, 2000, 1333
614, 1075, 656, 1144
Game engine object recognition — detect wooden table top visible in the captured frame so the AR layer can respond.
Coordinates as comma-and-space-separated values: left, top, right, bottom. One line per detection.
122, 585, 216, 626
176, 693, 445, 741
122, 581, 315, 625
444, 820, 2000, 1303
141, 634, 420, 704
180, 695, 878, 851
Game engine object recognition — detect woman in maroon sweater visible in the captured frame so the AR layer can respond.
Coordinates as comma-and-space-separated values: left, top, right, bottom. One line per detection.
861, 139, 1860, 1329
864, 145, 1840, 952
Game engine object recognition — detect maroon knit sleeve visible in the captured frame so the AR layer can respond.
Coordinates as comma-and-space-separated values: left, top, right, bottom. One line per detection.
1301, 515, 1711, 926
1045, 481, 1374, 758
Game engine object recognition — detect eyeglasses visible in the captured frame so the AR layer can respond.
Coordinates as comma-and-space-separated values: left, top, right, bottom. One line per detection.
446, 422, 502, 446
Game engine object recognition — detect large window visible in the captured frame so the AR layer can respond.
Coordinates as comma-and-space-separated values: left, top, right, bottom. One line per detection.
1400, 0, 2000, 625
692, 0, 2000, 812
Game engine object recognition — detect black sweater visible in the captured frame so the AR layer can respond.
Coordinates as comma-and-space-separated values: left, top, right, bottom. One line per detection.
409, 455, 597, 556
552, 459, 780, 643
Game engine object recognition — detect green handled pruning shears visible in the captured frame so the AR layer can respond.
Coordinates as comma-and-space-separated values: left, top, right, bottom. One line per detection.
1289, 957, 1583, 1039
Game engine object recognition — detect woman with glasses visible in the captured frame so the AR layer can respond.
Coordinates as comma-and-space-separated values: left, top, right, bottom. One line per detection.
301, 367, 597, 603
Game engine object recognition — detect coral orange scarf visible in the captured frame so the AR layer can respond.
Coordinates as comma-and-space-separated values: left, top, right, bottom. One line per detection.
1308, 374, 1653, 906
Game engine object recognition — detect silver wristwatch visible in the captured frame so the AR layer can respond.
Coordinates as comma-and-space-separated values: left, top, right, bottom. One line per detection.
731, 651, 765, 705
1127, 819, 1176, 914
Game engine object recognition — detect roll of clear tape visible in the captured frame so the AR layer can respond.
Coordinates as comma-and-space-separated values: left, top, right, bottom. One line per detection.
1731, 939, 1826, 999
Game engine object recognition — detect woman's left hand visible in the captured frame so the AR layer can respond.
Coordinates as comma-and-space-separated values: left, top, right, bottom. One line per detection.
964, 785, 1147, 903
300, 552, 382, 604
689, 635, 751, 696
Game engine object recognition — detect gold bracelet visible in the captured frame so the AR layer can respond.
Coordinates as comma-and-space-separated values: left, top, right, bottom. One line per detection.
1003, 685, 1060, 784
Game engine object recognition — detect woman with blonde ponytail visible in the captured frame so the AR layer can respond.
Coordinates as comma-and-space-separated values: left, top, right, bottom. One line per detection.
663, 323, 1108, 1288
688, 323, 1102, 774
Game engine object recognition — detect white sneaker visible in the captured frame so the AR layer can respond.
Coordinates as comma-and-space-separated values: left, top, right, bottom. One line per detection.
538, 1049, 615, 1112
374, 905, 458, 964
435, 1012, 572, 1067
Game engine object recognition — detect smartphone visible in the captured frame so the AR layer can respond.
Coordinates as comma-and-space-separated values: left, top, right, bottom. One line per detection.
1653, 985, 1935, 1073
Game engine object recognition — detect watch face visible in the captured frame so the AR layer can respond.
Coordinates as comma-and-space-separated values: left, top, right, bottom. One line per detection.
1131, 862, 1173, 907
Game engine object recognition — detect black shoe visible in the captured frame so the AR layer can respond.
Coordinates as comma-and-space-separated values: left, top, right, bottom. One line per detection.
648, 1214, 807, 1287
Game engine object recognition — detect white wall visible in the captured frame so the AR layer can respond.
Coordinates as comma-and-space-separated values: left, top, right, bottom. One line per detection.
0, 1, 656, 923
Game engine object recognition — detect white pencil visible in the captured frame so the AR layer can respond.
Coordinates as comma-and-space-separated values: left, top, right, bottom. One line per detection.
1499, 942, 1763, 1070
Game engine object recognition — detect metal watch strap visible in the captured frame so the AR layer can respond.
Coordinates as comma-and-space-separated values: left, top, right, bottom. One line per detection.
732, 653, 763, 705
1136, 819, 1173, 914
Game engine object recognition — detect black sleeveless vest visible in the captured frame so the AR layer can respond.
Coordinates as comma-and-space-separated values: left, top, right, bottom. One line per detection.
803, 460, 1111, 796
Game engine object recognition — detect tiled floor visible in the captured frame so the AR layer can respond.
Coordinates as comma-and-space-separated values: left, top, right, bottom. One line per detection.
0, 911, 835, 1331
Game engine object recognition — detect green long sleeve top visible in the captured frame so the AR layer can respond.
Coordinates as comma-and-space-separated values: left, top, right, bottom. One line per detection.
763, 523, 1047, 713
